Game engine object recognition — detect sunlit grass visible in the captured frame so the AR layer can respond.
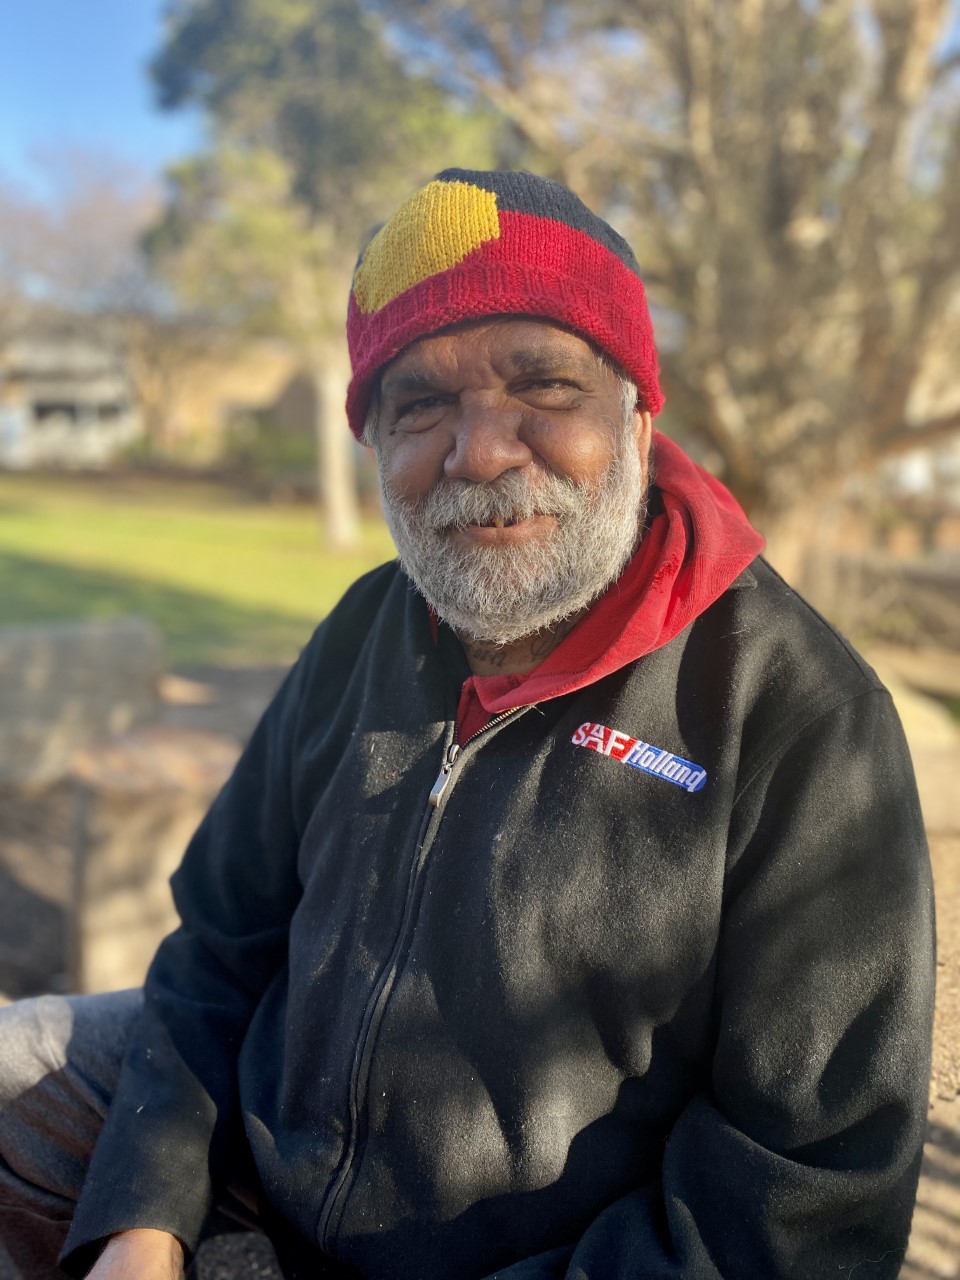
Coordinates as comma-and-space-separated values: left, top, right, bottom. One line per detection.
0, 473, 397, 666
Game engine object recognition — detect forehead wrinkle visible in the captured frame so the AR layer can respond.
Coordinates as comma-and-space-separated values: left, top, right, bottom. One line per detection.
380, 325, 604, 402
504, 342, 601, 380
381, 367, 443, 399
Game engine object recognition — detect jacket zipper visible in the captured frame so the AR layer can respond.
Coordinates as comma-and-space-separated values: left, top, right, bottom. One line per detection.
428, 706, 523, 807
316, 703, 532, 1251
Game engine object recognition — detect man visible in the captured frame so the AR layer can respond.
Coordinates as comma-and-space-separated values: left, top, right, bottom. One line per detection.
0, 169, 935, 1279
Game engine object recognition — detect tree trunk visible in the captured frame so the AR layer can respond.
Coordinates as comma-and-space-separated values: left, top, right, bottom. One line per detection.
759, 502, 822, 589
313, 357, 360, 550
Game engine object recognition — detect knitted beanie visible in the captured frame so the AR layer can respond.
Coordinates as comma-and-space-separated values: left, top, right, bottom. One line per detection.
345, 168, 664, 438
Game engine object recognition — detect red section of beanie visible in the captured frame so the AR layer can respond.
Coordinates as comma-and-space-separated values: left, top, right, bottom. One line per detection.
346, 210, 663, 438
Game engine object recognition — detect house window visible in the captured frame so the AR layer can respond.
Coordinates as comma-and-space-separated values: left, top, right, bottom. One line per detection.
34, 402, 79, 423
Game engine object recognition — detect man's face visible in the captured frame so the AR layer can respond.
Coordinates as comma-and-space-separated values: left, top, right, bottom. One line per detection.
373, 318, 652, 645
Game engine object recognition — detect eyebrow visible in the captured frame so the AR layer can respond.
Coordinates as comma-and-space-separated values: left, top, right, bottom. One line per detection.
380, 369, 443, 399
506, 348, 593, 377
382, 345, 597, 398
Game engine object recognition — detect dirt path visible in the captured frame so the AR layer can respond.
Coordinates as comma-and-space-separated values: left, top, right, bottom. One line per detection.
904, 833, 960, 1279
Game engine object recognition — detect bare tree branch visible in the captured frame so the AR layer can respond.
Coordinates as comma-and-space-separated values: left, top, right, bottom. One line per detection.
934, 48, 960, 81
880, 411, 960, 457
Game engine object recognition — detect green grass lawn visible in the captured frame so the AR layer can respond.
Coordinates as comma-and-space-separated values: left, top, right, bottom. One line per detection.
0, 472, 397, 667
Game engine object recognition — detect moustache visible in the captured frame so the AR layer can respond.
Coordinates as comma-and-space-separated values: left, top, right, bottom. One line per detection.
413, 471, 587, 532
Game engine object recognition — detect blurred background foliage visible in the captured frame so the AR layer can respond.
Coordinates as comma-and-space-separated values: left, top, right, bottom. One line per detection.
1, 0, 960, 657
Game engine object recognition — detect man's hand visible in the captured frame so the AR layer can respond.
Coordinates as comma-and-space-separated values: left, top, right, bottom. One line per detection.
85, 1229, 185, 1279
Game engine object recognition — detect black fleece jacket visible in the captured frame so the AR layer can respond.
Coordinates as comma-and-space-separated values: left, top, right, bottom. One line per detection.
65, 557, 934, 1280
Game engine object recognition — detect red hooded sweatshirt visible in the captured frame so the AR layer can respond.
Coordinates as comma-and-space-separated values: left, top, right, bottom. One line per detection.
454, 431, 766, 742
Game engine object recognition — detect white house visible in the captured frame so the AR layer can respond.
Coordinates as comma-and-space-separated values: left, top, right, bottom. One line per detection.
0, 333, 142, 469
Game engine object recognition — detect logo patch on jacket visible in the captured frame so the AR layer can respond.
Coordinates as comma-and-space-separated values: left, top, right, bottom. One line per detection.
572, 722, 707, 793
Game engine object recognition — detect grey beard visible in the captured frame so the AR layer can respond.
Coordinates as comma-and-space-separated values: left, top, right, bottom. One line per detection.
379, 430, 647, 646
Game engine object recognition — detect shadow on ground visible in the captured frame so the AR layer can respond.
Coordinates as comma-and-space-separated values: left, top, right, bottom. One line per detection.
0, 862, 66, 999
0, 551, 315, 667
0, 783, 73, 998
903, 1099, 960, 1278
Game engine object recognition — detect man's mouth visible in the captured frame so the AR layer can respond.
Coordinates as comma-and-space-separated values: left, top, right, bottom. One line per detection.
441, 514, 526, 530
435, 512, 559, 542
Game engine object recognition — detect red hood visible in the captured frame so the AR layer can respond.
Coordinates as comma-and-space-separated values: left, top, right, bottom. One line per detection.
456, 431, 765, 739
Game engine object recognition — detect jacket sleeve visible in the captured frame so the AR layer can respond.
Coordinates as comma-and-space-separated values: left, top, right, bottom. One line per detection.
61, 649, 313, 1275
485, 687, 935, 1280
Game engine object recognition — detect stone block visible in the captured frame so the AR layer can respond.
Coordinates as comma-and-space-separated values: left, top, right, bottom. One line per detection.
69, 725, 239, 993
0, 618, 164, 785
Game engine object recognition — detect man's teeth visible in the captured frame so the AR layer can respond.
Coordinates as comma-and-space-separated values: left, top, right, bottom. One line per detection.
494, 517, 505, 528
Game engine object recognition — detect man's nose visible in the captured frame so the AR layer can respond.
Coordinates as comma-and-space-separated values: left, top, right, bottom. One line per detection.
444, 402, 533, 483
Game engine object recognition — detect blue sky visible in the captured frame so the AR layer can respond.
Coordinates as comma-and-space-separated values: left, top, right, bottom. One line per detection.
0, 0, 202, 195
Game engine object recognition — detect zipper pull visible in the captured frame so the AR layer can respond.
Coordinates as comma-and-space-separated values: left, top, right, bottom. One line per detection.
428, 743, 460, 807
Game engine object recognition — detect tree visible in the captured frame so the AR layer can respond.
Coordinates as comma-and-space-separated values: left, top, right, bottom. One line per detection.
102, 301, 220, 459
149, 0, 505, 546
0, 148, 212, 456
147, 145, 360, 534
373, 0, 960, 545
0, 149, 159, 312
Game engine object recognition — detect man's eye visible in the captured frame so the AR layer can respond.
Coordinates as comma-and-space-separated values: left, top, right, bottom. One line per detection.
397, 395, 448, 419
520, 379, 579, 400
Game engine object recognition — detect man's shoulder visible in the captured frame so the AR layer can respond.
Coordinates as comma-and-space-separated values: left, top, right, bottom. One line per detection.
330, 557, 405, 619
295, 559, 406, 673
736, 556, 880, 688
270, 559, 416, 734
676, 555, 888, 738
311, 557, 403, 632
618, 557, 910, 811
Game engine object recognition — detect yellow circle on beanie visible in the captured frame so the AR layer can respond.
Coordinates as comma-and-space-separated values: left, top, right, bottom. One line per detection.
353, 178, 500, 315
